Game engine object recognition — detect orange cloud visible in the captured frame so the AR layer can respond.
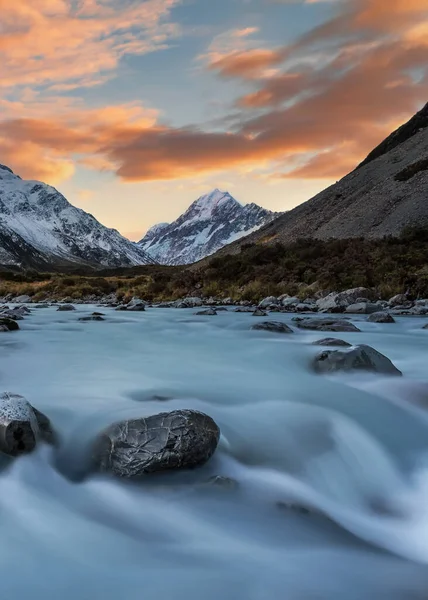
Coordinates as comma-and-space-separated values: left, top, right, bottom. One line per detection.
0, 0, 180, 90
0, 0, 427, 185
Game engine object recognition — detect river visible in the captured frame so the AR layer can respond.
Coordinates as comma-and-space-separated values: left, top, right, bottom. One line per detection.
1, 305, 428, 599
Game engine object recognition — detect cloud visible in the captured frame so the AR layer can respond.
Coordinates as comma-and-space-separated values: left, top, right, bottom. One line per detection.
0, 0, 181, 90
0, 0, 427, 184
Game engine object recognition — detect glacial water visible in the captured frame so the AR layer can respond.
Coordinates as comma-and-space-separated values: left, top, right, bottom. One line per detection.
1, 305, 428, 599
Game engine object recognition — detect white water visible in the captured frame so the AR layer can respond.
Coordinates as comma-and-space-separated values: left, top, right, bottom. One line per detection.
1, 306, 428, 598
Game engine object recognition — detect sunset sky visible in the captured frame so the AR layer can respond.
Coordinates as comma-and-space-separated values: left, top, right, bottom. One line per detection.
0, 0, 427, 240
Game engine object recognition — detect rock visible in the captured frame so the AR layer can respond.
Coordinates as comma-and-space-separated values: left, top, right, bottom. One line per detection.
296, 318, 361, 332
251, 321, 293, 334
259, 296, 278, 308
345, 302, 380, 314
14, 295, 31, 304
388, 293, 409, 307
0, 392, 54, 456
316, 288, 375, 313
281, 297, 300, 308
0, 325, 9, 332
0, 317, 20, 331
126, 299, 146, 311
92, 312, 105, 316
195, 308, 217, 316
215, 307, 228, 312
35, 303, 50, 309
313, 345, 402, 376
0, 310, 24, 321
57, 304, 76, 312
205, 476, 238, 490
79, 316, 105, 322
367, 312, 396, 323
252, 309, 267, 317
312, 338, 352, 347
93, 409, 220, 478
115, 304, 128, 311
234, 306, 255, 313
180, 297, 203, 308
423, 324, 428, 330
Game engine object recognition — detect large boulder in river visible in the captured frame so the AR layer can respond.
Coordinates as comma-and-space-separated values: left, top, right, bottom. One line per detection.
57, 304, 76, 312
251, 321, 293, 334
0, 392, 55, 456
93, 409, 220, 478
259, 296, 278, 308
313, 345, 402, 376
367, 312, 395, 323
296, 318, 361, 333
0, 317, 20, 331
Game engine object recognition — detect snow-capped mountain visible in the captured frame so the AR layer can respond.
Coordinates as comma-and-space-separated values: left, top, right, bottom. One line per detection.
138, 189, 278, 265
0, 164, 155, 269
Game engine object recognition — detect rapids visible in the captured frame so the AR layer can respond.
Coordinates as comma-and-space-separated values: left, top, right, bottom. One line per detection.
1, 305, 428, 598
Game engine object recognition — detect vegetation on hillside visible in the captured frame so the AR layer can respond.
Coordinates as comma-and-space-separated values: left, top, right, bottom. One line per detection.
1, 227, 428, 302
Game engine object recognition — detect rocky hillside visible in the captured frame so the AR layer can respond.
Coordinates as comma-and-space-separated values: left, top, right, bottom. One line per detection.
209, 102, 428, 257
138, 189, 277, 265
0, 164, 155, 269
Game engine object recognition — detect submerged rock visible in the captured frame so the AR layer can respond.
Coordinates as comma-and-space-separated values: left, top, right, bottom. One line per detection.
0, 317, 20, 331
0, 392, 55, 456
195, 308, 217, 316
79, 315, 105, 322
313, 338, 352, 347
251, 321, 293, 334
57, 304, 76, 312
205, 476, 238, 490
313, 344, 402, 376
93, 409, 220, 478
345, 302, 380, 314
296, 318, 361, 333
367, 312, 396, 323
252, 309, 267, 317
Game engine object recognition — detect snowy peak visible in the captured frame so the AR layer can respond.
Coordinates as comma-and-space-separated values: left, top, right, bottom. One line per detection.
0, 164, 156, 269
138, 189, 278, 265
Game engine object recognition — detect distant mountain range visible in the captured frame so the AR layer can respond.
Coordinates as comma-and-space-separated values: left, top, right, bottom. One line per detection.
0, 164, 155, 269
138, 189, 278, 265
208, 101, 428, 259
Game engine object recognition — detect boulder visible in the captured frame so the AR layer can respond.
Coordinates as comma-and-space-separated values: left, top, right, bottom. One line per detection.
234, 307, 255, 313
35, 303, 50, 309
180, 297, 203, 308
259, 296, 278, 308
93, 409, 220, 478
281, 297, 300, 308
252, 309, 268, 317
388, 293, 409, 307
0, 392, 55, 456
312, 338, 352, 347
14, 295, 31, 304
0, 325, 9, 332
423, 324, 428, 330
367, 312, 396, 323
316, 288, 375, 313
313, 345, 402, 376
0, 317, 20, 331
296, 318, 361, 332
0, 310, 24, 321
126, 302, 146, 312
345, 302, 380, 314
57, 304, 76, 312
195, 308, 217, 316
251, 321, 293, 334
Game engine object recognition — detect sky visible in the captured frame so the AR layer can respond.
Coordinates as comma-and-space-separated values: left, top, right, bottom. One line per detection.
0, 0, 427, 240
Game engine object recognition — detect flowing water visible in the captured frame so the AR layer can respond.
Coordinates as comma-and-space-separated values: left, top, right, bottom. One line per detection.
1, 305, 428, 599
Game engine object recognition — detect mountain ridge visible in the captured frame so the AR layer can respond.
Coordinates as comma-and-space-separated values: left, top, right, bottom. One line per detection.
0, 165, 156, 269
138, 188, 278, 265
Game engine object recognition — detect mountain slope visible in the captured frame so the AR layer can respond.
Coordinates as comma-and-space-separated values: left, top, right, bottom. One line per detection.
207, 102, 428, 259
0, 164, 155, 269
138, 189, 277, 265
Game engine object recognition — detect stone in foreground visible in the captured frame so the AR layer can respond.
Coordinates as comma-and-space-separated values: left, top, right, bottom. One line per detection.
313, 338, 352, 347
93, 409, 220, 478
0, 392, 55, 456
296, 318, 361, 332
313, 345, 402, 376
251, 321, 293, 334
367, 312, 396, 323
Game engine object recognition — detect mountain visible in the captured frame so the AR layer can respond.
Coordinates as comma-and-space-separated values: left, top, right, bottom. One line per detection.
138, 189, 278, 265
0, 164, 155, 269
207, 102, 428, 259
